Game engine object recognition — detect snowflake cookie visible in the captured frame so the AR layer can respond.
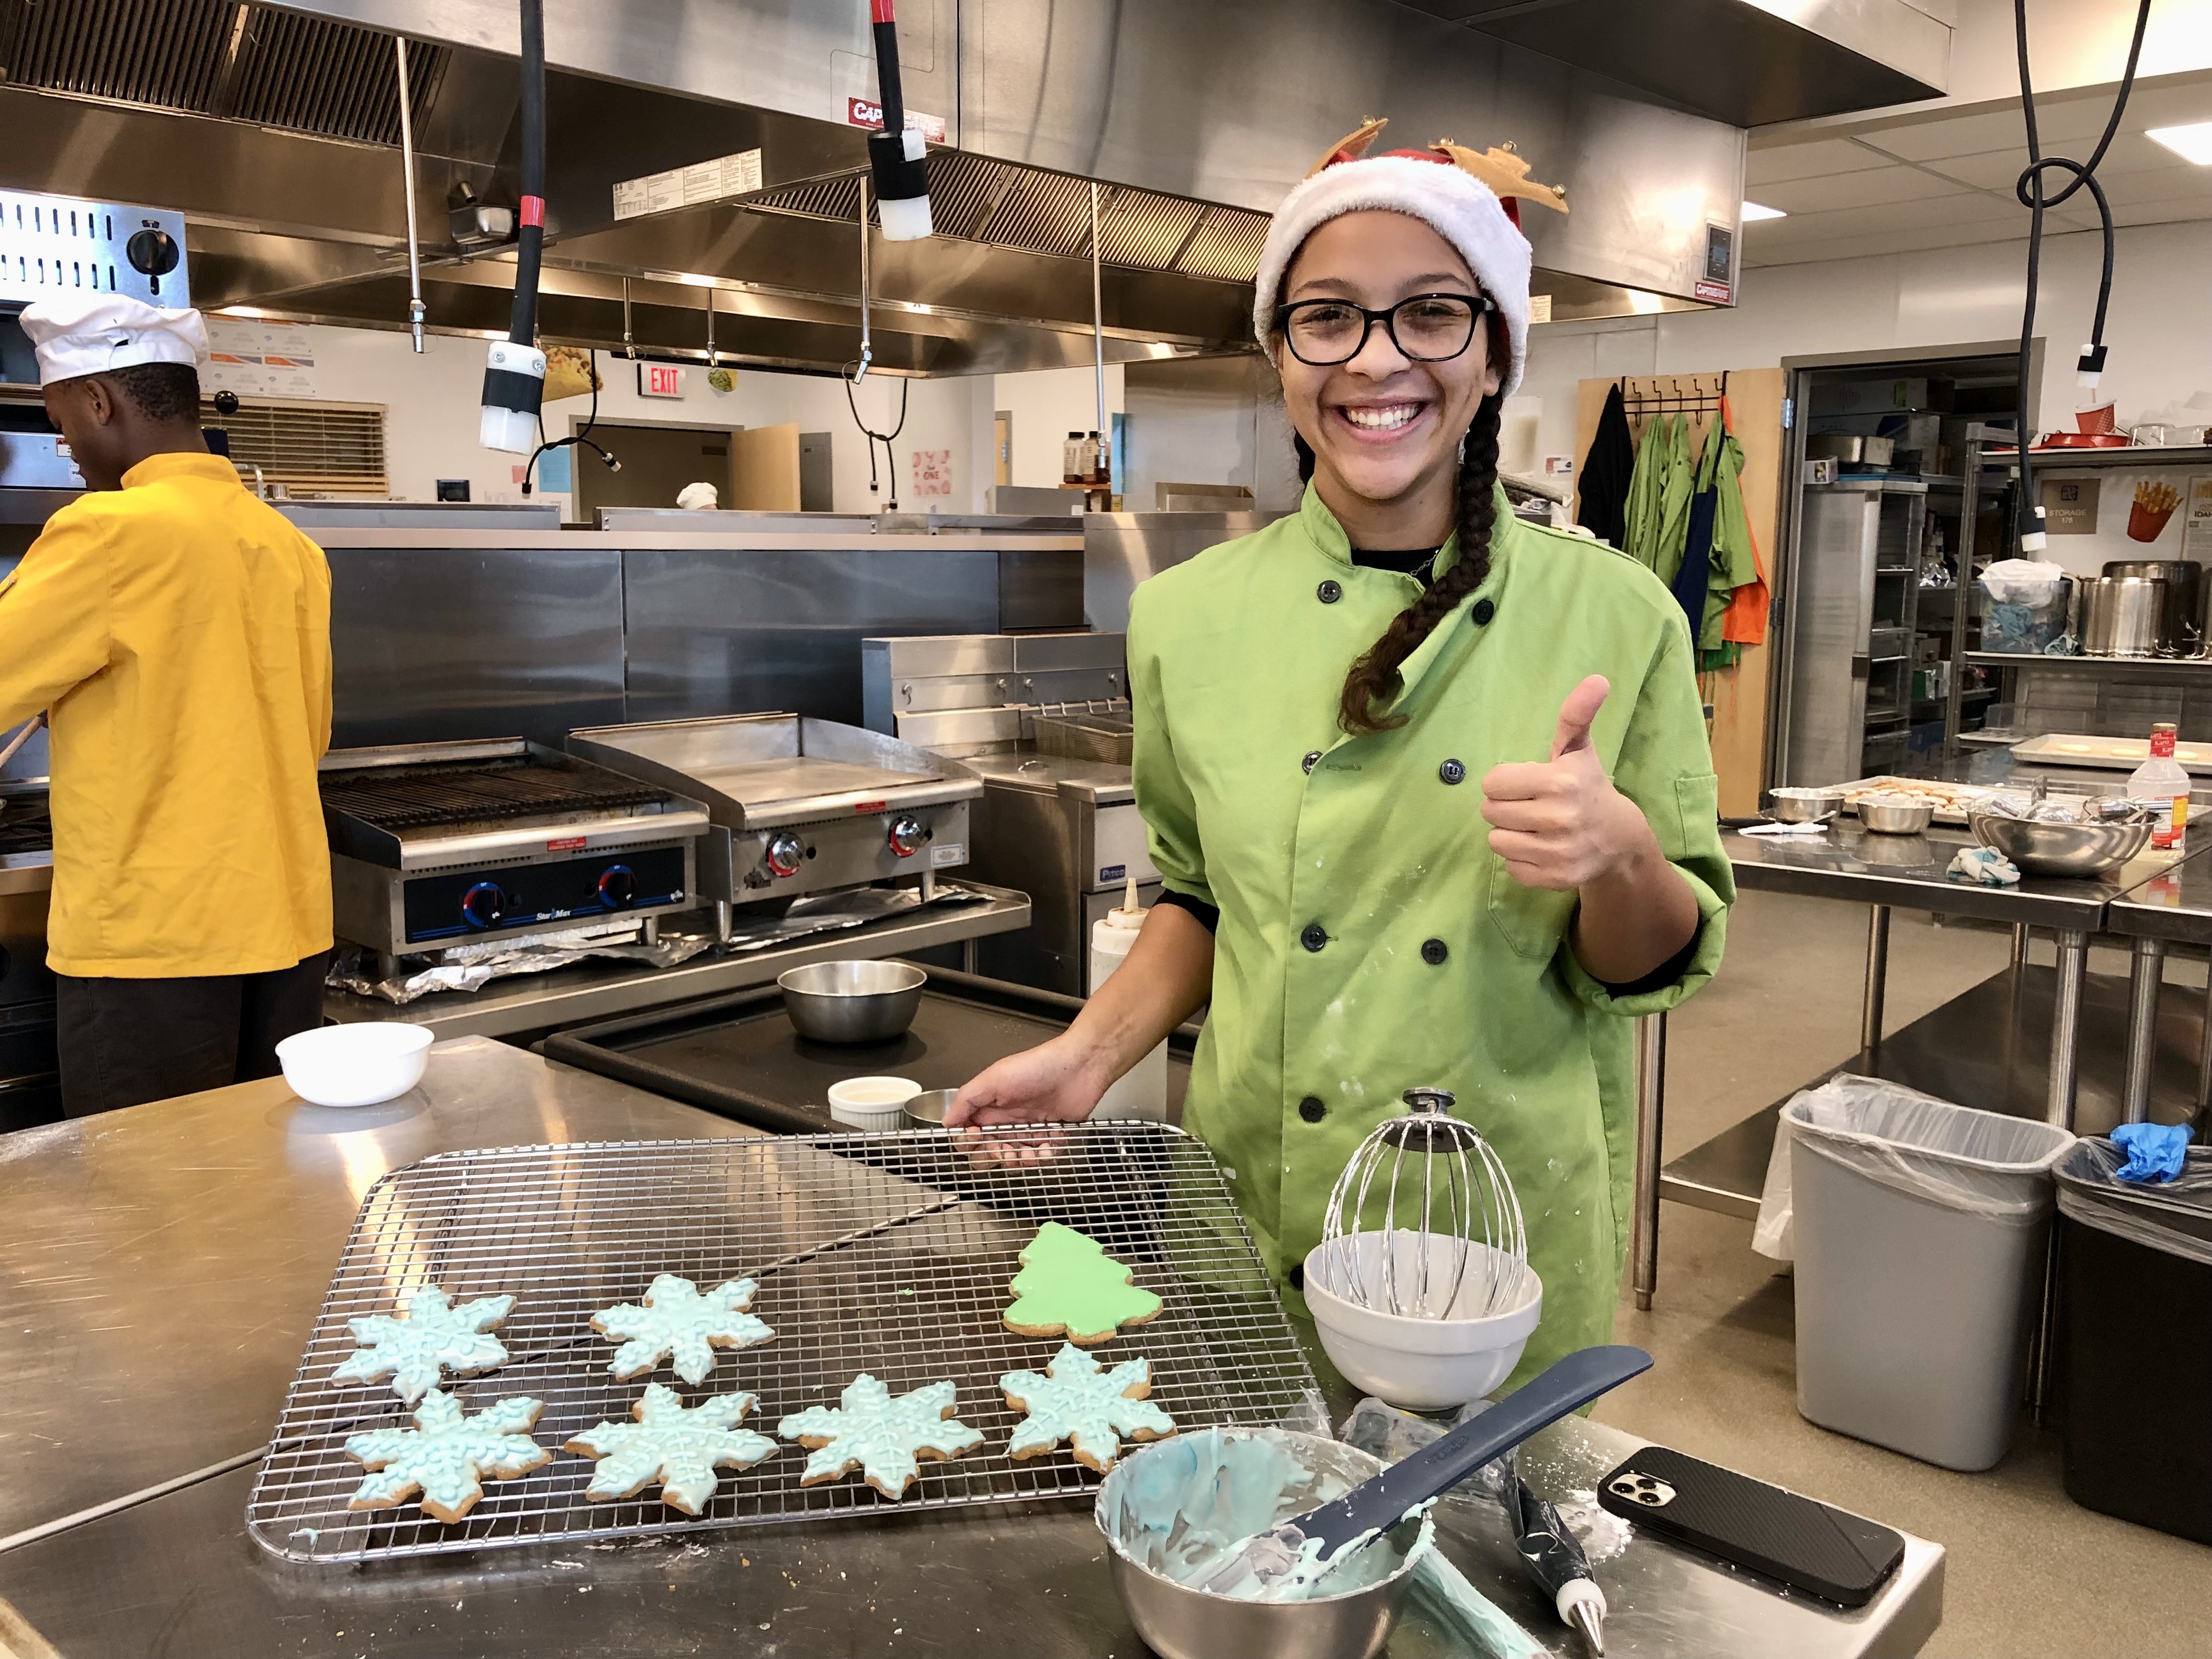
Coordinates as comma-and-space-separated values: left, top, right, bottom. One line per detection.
590, 1273, 775, 1385
1002, 1222, 1164, 1345
778, 1375, 983, 1500
1000, 1342, 1176, 1473
565, 1383, 778, 1516
343, 1390, 549, 1523
330, 1284, 516, 1404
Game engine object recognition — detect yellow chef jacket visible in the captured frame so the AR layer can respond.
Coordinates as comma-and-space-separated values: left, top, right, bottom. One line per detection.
1128, 484, 1731, 1383
0, 452, 334, 977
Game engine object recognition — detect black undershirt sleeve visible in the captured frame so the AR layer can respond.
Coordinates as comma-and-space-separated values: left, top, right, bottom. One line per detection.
1594, 918, 1706, 997
1154, 889, 1220, 934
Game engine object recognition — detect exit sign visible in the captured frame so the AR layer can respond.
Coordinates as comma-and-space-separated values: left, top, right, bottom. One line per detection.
637, 363, 685, 399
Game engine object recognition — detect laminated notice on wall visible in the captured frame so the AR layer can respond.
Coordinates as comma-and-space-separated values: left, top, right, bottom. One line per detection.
613, 149, 764, 220
2186, 476, 2212, 559
205, 317, 318, 399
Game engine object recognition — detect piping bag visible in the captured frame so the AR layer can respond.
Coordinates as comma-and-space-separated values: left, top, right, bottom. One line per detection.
1198, 1345, 1652, 1599
1502, 1452, 1606, 1654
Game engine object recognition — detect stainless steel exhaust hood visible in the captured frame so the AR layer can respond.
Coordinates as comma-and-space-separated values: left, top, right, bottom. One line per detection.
0, 0, 1949, 376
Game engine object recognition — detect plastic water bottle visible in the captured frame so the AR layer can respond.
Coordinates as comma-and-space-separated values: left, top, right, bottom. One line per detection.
1088, 876, 1167, 1121
2129, 721, 2191, 855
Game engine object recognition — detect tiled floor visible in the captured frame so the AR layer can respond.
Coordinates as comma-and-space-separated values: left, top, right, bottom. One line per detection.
1591, 890, 2212, 1658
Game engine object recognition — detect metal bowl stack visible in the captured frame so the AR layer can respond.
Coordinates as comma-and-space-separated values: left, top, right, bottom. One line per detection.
1968, 811, 2153, 878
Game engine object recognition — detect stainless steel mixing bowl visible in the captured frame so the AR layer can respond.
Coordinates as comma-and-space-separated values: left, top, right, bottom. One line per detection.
1095, 1429, 1421, 1659
1969, 811, 2154, 878
1858, 798, 1935, 834
776, 960, 927, 1043
1768, 786, 1845, 824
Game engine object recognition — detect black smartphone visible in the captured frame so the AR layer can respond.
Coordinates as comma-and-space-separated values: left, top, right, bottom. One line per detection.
1596, 1446, 1905, 1608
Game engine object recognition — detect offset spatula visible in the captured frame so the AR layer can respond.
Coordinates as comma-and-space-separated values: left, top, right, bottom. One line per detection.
1199, 1344, 1655, 1599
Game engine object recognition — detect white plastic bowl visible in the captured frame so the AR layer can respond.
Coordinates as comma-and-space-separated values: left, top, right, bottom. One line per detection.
276, 1023, 432, 1108
827, 1075, 920, 1131
1302, 1231, 1543, 1409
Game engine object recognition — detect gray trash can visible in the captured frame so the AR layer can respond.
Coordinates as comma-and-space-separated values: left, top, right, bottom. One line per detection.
1783, 1076, 2074, 1470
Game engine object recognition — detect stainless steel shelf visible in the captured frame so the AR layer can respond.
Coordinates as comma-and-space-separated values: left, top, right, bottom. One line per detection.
321, 882, 1032, 1038
1968, 651, 2212, 681
1997, 444, 2212, 470
1660, 962, 2208, 1218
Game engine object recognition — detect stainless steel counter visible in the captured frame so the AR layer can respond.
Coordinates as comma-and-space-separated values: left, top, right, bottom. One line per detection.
1726, 819, 2151, 928
322, 883, 1032, 1039
0, 1037, 738, 1548
1632, 821, 2212, 1312
0, 1037, 1944, 1657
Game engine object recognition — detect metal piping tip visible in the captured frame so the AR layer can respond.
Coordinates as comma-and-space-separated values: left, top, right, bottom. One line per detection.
1568, 1598, 1605, 1655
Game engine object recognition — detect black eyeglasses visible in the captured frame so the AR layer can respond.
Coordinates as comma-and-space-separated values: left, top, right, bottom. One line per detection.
1277, 292, 1496, 366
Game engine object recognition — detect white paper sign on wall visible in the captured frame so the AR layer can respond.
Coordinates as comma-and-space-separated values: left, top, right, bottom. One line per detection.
638, 363, 685, 399
911, 448, 952, 498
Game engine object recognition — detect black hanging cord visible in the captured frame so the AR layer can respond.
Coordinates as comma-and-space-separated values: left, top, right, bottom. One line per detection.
844, 366, 910, 509
522, 348, 620, 496
2011, 0, 2152, 550
509, 0, 545, 349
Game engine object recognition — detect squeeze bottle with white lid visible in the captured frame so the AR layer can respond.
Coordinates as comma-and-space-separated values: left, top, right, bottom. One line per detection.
1089, 876, 1168, 1121
2130, 721, 2191, 854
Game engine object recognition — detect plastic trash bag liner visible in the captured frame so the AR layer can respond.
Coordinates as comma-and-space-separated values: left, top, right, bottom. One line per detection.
1760, 1075, 2072, 1256
1752, 1107, 1798, 1261
2056, 1139, 2212, 1269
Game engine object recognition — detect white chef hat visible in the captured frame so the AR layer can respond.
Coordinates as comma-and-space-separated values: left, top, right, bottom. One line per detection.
17, 294, 209, 387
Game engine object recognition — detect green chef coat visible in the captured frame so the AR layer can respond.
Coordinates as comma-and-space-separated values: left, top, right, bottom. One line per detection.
1127, 483, 1734, 1384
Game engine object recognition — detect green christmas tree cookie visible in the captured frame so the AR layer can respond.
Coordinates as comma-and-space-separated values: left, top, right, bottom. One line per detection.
1002, 1221, 1164, 1345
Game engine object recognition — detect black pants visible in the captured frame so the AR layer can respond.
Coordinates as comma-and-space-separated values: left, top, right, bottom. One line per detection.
56, 953, 329, 1117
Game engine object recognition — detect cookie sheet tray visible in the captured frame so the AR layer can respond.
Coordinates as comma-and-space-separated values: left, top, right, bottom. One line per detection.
245, 1126, 1318, 1564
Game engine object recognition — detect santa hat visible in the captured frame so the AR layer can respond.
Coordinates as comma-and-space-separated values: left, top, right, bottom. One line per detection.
1253, 123, 1565, 398
18, 294, 208, 386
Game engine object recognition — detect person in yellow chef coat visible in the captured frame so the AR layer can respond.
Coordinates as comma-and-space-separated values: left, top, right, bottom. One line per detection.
950, 130, 1733, 1381
0, 295, 333, 1116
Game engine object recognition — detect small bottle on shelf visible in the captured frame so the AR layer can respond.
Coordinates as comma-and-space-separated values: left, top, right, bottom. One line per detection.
1062, 432, 1087, 487
2129, 721, 2191, 854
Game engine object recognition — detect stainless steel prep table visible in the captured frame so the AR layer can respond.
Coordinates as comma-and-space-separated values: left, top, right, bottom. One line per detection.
2096, 846, 2212, 1124
1629, 819, 2206, 1309
320, 881, 1031, 1040
0, 1040, 1944, 1658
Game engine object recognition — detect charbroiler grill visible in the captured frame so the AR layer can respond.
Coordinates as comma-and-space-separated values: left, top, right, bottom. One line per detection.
566, 714, 981, 938
320, 740, 709, 971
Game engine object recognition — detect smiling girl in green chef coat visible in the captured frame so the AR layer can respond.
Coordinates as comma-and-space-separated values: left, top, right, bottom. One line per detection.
950, 127, 1734, 1382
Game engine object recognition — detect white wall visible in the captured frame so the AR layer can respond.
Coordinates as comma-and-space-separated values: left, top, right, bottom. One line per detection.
989, 363, 1124, 487
1518, 217, 2212, 572
308, 325, 991, 514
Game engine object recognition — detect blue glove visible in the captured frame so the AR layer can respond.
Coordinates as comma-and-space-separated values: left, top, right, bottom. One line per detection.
2111, 1121, 2192, 1183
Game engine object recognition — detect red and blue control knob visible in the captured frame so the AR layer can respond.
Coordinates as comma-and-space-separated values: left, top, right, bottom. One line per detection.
765, 833, 805, 878
597, 865, 636, 908
888, 815, 928, 858
461, 882, 507, 929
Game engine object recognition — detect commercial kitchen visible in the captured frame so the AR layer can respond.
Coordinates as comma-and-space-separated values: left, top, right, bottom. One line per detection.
6, 3, 2212, 1656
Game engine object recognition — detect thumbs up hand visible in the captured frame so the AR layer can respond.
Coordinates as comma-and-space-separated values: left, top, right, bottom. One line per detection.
1481, 675, 1652, 891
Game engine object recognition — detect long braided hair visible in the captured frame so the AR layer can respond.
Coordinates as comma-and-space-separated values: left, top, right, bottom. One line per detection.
1297, 380, 1506, 735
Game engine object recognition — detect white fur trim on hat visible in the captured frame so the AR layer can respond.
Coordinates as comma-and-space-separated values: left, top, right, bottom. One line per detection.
17, 295, 208, 387
1253, 155, 1531, 397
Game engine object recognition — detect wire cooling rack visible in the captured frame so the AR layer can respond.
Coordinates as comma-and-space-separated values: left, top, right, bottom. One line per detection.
246, 1125, 1319, 1564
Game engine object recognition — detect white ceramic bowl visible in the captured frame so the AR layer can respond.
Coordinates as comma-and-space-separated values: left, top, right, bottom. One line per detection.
276, 1023, 432, 1108
1302, 1231, 1543, 1409
827, 1075, 921, 1130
